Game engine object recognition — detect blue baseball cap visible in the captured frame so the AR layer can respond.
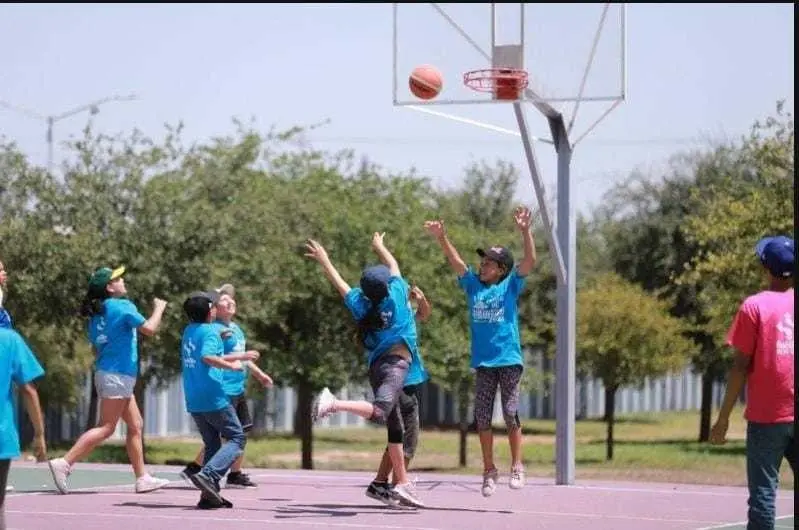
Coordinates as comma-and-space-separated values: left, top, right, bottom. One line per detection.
755, 236, 794, 278
360, 264, 391, 302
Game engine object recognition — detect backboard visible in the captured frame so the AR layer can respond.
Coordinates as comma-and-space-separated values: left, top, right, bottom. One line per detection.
392, 3, 626, 117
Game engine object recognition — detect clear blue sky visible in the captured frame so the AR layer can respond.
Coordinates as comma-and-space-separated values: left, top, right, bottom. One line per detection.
0, 3, 793, 216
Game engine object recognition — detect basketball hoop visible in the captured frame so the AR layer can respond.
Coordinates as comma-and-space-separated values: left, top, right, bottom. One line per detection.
463, 68, 529, 101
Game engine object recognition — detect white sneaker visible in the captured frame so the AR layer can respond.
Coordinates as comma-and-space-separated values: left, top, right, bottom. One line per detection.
481, 468, 498, 498
311, 388, 336, 422
509, 464, 526, 490
393, 481, 424, 508
135, 474, 171, 493
5, 485, 13, 492
48, 458, 71, 494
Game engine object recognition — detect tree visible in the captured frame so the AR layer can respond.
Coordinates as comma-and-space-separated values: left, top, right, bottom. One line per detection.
577, 273, 694, 460
678, 102, 794, 345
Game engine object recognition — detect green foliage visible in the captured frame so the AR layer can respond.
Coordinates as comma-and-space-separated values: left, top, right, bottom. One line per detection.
678, 101, 794, 344
577, 273, 694, 391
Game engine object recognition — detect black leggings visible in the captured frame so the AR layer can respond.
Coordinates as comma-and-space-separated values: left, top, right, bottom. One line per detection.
368, 352, 410, 445
1, 458, 10, 530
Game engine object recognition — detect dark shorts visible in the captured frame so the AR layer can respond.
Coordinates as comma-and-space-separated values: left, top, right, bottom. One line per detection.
229, 393, 253, 433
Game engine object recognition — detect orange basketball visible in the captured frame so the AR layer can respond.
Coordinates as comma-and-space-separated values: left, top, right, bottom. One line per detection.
409, 65, 443, 100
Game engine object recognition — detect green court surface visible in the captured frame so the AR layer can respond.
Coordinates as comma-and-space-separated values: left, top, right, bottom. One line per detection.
6, 465, 182, 493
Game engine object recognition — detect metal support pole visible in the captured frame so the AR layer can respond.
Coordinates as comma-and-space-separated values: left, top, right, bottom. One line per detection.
553, 117, 576, 485
512, 102, 566, 284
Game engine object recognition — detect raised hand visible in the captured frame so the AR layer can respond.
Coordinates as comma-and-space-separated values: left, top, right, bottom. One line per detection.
372, 232, 386, 249
304, 239, 329, 263
423, 220, 446, 238
513, 206, 533, 231
410, 285, 426, 301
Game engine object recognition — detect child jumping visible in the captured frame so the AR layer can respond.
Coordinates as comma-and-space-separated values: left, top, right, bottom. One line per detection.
305, 232, 425, 508
424, 206, 536, 497
366, 283, 431, 507
180, 283, 273, 489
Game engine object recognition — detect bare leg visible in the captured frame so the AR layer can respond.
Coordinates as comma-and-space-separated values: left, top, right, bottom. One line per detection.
230, 452, 245, 473
509, 427, 523, 468
329, 399, 375, 419
192, 446, 205, 466
479, 430, 495, 473
121, 399, 146, 479
63, 398, 128, 465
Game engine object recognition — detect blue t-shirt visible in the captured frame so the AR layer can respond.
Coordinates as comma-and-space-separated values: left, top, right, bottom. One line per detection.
458, 266, 527, 369
180, 322, 230, 414
0, 328, 45, 459
344, 275, 428, 386
212, 320, 248, 397
88, 298, 147, 377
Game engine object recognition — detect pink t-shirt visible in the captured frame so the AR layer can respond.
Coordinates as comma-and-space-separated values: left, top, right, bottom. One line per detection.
726, 288, 794, 424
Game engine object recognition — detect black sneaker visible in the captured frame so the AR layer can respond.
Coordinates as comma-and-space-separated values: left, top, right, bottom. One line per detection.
365, 481, 400, 507
180, 462, 202, 483
189, 472, 224, 505
226, 471, 257, 489
196, 492, 234, 510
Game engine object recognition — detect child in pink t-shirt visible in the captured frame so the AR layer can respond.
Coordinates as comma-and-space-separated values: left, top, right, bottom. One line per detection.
710, 235, 795, 530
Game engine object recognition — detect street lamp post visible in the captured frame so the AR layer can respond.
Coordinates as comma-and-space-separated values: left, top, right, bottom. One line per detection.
0, 94, 139, 173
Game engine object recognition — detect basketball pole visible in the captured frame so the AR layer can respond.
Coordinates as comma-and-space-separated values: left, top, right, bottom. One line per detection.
512, 102, 575, 486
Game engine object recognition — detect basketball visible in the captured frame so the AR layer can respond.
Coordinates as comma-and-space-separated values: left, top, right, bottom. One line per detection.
409, 65, 442, 100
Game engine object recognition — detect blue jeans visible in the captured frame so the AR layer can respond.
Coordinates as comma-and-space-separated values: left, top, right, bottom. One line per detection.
191, 405, 246, 484
746, 422, 796, 530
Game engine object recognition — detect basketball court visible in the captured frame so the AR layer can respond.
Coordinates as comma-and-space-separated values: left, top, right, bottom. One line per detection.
4, 462, 794, 530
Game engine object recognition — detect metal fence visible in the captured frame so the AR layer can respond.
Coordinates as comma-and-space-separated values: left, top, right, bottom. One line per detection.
42, 357, 726, 443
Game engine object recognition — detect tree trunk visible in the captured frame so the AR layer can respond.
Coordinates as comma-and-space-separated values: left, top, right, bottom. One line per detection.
85, 371, 98, 431
604, 385, 617, 461
698, 370, 714, 443
457, 379, 470, 468
296, 380, 314, 470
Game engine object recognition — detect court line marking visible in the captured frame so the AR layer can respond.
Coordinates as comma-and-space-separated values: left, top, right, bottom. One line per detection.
5, 510, 442, 530
9, 466, 794, 501
694, 515, 795, 530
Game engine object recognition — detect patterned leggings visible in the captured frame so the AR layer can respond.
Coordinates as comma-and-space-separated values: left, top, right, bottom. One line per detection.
473, 365, 523, 431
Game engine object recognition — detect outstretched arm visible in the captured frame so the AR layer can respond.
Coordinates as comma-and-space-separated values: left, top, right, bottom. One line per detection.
423, 220, 468, 276
304, 239, 352, 298
513, 206, 537, 277
371, 232, 400, 276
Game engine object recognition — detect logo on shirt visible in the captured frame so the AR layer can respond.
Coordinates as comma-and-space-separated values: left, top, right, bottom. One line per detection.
94, 317, 108, 346
182, 340, 197, 369
776, 313, 794, 357
472, 296, 505, 324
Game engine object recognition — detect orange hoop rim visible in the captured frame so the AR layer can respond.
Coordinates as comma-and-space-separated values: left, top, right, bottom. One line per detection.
463, 68, 529, 93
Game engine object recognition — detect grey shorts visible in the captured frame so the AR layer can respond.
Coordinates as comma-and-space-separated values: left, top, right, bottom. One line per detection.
94, 371, 136, 399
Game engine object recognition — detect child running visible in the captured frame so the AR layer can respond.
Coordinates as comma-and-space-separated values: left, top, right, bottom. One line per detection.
366, 283, 431, 507
1, 327, 47, 528
48, 266, 170, 494
305, 232, 425, 508
180, 283, 273, 489
180, 290, 259, 509
424, 206, 536, 497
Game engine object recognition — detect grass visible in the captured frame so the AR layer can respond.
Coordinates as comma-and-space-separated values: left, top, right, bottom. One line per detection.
43, 406, 794, 489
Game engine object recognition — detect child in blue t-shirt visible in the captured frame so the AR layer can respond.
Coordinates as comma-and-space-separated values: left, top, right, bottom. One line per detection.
425, 206, 537, 498
180, 290, 258, 510
304, 232, 425, 509
0, 327, 47, 526
48, 266, 170, 495
180, 284, 273, 489
366, 282, 432, 507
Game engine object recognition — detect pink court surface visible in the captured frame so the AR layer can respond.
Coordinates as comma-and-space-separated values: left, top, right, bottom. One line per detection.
4, 462, 794, 530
